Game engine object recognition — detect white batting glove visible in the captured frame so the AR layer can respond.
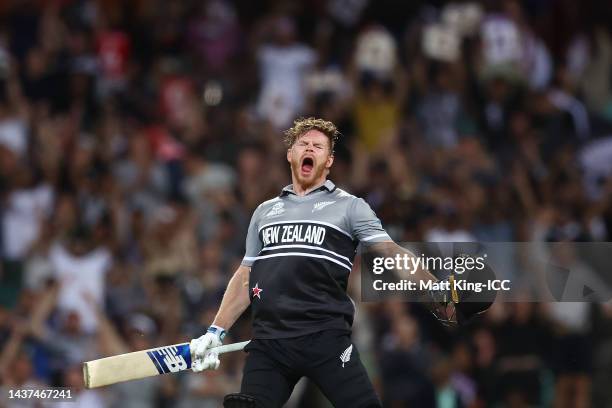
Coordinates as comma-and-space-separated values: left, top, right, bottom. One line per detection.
197, 351, 220, 371
190, 325, 225, 372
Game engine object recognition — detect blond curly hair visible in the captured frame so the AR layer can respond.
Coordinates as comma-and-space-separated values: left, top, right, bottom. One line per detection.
283, 117, 340, 153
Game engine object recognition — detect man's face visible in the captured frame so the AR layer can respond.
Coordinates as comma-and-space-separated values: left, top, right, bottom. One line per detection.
287, 130, 334, 187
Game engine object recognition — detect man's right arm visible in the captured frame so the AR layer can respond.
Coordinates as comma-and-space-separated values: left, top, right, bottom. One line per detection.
212, 265, 251, 330
191, 202, 262, 372
190, 265, 251, 372
212, 199, 263, 329
213, 200, 265, 329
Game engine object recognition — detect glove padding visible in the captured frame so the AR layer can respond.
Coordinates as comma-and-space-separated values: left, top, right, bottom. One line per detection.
192, 350, 220, 372
190, 325, 225, 372
452, 256, 496, 323
429, 256, 496, 326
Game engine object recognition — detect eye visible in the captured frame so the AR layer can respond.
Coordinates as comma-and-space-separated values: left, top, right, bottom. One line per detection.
314, 144, 324, 150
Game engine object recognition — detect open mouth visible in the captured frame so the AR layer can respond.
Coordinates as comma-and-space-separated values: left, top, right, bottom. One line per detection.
301, 157, 314, 174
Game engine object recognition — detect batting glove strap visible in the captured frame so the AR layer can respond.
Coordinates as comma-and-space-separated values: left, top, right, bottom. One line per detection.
428, 272, 494, 325
207, 325, 226, 341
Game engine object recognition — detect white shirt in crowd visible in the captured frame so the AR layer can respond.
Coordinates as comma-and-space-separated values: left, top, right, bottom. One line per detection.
256, 43, 316, 129
0, 116, 27, 157
1, 184, 54, 260
50, 243, 112, 333
426, 228, 477, 243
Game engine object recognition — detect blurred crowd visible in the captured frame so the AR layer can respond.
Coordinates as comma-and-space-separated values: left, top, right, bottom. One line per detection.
1, 0, 612, 407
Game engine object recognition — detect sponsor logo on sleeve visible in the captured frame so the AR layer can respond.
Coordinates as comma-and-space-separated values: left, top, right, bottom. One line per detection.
265, 202, 285, 217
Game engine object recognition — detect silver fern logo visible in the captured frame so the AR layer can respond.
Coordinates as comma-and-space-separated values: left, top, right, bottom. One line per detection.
312, 201, 335, 212
340, 344, 353, 368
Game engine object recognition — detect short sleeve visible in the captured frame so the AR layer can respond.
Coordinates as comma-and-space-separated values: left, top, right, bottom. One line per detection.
349, 198, 392, 244
241, 205, 263, 266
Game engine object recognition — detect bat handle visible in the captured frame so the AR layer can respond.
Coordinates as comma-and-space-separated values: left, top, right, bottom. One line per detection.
210, 340, 250, 355
189, 340, 250, 365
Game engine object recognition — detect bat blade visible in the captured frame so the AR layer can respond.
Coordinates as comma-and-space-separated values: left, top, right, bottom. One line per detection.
83, 340, 249, 388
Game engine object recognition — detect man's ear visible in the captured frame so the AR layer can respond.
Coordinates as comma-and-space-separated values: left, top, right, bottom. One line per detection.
325, 154, 334, 169
286, 148, 292, 164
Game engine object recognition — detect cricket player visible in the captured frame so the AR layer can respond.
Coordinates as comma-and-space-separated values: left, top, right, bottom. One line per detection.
190, 118, 487, 407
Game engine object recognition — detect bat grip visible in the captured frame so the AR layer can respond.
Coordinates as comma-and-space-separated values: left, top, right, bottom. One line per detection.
210, 340, 250, 355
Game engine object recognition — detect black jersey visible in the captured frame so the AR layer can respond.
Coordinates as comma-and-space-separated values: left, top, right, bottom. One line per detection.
241, 180, 390, 339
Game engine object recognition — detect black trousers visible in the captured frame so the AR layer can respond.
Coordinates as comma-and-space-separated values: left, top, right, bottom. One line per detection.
241, 330, 382, 408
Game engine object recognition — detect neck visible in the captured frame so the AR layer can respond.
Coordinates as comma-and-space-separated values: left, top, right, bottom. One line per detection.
291, 175, 327, 196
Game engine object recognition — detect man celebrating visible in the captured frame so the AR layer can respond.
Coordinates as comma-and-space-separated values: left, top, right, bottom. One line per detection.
190, 118, 476, 407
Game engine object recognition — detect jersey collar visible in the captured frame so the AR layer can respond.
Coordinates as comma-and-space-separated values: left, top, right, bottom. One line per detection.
280, 179, 336, 196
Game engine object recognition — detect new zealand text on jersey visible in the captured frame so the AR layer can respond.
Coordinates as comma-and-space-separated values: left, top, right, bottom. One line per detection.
261, 224, 326, 246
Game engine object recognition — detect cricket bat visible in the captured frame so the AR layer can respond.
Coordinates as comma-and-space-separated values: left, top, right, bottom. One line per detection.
83, 340, 250, 388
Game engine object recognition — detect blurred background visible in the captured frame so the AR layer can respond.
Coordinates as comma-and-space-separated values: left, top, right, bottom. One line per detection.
0, 0, 612, 407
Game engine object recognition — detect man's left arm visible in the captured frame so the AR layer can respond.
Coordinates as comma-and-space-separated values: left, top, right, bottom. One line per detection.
349, 198, 483, 326
349, 197, 439, 288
